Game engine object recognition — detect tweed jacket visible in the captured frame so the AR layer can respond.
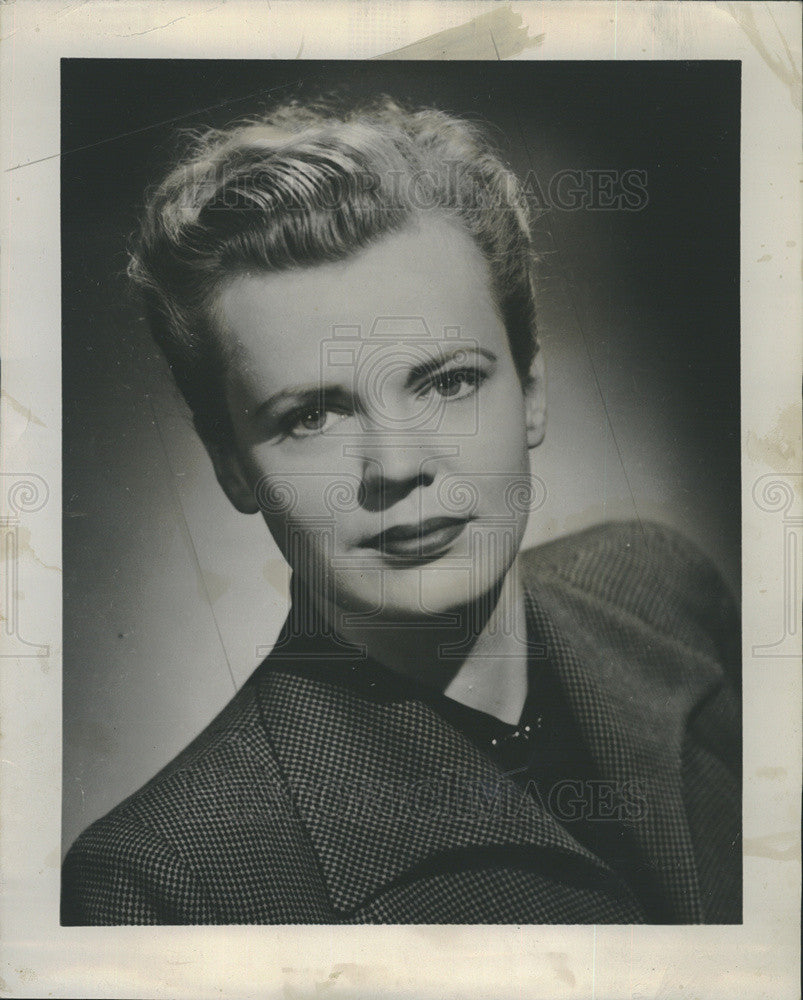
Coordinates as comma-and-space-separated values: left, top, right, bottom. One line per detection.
61, 520, 742, 925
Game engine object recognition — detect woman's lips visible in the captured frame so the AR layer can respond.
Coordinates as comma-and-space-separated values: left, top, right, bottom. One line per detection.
360, 517, 471, 561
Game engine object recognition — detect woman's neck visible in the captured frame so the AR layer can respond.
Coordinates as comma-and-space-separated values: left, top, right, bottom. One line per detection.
292, 563, 529, 725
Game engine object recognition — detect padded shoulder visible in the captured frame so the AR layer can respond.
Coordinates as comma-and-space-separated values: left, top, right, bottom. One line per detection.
520, 520, 740, 680
61, 666, 289, 924
61, 803, 216, 924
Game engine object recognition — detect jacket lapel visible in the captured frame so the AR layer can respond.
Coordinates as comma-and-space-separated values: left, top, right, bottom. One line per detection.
256, 632, 621, 915
256, 544, 724, 922
520, 559, 726, 923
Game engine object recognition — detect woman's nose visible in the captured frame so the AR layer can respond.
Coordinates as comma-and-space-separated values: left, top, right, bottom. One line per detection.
355, 435, 437, 511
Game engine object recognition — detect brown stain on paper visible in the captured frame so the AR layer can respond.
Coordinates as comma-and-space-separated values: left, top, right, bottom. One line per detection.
376, 5, 543, 61
282, 963, 377, 999
746, 404, 801, 476
16, 525, 60, 574
754, 766, 787, 780
198, 567, 231, 606
1, 391, 47, 430
743, 832, 800, 862
723, 2, 802, 111
547, 952, 577, 989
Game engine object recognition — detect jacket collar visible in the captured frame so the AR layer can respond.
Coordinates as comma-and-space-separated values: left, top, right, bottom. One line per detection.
256, 562, 723, 919
519, 557, 725, 922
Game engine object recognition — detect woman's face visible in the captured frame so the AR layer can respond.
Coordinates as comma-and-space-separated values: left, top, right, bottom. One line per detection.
209, 217, 545, 621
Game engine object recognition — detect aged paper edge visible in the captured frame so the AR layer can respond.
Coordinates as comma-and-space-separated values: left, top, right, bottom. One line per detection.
0, 1, 800, 998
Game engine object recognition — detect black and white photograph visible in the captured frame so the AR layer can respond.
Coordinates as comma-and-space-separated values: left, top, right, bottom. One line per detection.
1, 2, 800, 997
60, 58, 742, 925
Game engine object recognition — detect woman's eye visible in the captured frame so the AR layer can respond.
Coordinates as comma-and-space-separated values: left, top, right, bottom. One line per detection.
430, 367, 483, 399
287, 408, 343, 438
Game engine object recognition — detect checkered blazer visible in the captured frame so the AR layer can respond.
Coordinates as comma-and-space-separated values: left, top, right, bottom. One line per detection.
61, 520, 741, 925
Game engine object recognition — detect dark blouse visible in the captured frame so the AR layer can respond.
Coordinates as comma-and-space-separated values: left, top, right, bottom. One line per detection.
433, 656, 671, 920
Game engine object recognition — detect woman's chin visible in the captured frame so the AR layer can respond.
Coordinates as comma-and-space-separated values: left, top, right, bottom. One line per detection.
332, 565, 507, 623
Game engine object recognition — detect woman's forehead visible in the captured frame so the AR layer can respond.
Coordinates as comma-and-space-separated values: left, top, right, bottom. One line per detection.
213, 218, 507, 387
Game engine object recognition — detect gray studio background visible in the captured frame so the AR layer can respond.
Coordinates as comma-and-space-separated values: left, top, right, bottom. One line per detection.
62, 60, 740, 854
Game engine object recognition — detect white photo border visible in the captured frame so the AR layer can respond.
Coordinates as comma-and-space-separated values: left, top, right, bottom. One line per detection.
0, 2, 800, 997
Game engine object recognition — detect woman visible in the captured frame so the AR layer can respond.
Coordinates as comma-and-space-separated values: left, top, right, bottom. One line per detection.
61, 96, 741, 924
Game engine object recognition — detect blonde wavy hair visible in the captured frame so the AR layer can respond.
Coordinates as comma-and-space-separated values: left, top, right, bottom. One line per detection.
128, 95, 539, 445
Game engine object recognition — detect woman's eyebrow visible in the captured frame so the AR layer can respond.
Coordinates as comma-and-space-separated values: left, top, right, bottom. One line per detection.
254, 384, 348, 422
404, 346, 497, 386
253, 346, 497, 421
